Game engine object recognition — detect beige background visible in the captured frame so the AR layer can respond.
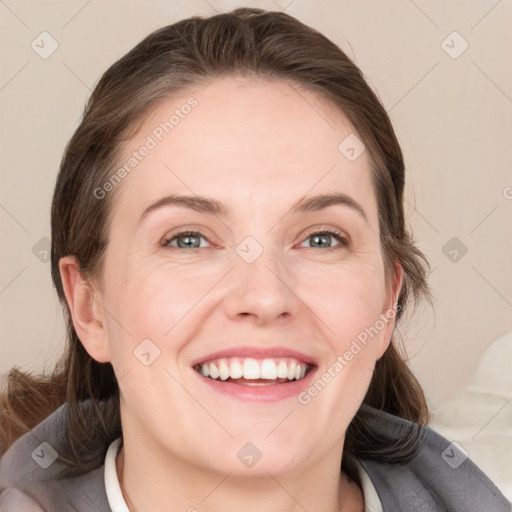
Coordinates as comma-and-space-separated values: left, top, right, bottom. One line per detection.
0, 0, 511, 415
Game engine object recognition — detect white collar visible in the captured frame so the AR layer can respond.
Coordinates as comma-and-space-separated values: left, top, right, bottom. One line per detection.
104, 437, 129, 512
104, 438, 382, 512
353, 458, 384, 512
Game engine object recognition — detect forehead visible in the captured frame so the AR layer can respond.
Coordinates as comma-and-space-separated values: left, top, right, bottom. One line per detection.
109, 75, 377, 226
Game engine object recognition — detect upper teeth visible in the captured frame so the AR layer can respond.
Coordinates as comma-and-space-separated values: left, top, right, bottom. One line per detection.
195, 357, 309, 381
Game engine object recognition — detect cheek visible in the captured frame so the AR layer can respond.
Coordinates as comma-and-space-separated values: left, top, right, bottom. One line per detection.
300, 260, 387, 338
297, 265, 388, 428
298, 258, 389, 407
103, 260, 215, 358
100, 266, 192, 404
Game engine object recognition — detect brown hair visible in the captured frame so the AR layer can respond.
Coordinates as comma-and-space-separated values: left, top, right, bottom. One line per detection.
0, 7, 431, 480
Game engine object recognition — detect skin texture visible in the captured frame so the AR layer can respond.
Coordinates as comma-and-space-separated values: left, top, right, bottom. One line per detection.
60, 75, 402, 512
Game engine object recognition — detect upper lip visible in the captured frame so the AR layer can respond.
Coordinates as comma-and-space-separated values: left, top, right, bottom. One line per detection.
191, 345, 317, 367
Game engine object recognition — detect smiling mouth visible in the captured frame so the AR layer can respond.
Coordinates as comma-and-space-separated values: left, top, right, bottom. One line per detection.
193, 356, 314, 386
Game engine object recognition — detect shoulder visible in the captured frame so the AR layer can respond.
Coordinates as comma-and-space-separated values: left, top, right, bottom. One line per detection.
0, 402, 110, 511
357, 405, 512, 512
0, 489, 44, 511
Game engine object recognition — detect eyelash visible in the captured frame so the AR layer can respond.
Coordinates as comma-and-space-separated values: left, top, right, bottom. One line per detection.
161, 228, 349, 253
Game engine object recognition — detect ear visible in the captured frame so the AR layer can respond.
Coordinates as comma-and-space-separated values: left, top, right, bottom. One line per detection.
59, 255, 111, 363
375, 259, 404, 360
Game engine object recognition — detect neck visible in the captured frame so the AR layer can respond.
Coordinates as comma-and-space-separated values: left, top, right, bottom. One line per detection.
115, 438, 364, 512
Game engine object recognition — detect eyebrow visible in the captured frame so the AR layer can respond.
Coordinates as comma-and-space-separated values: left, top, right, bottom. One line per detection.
139, 192, 368, 223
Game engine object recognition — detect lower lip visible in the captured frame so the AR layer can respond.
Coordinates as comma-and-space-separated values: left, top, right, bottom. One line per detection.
193, 366, 318, 403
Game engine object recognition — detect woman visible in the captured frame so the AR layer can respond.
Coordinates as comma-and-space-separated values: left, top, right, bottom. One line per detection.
0, 7, 509, 512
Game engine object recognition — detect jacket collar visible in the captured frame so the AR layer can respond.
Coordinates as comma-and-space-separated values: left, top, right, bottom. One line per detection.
1, 400, 510, 511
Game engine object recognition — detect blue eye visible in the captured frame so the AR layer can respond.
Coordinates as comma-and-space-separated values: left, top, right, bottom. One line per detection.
162, 231, 208, 250
162, 228, 349, 252
300, 229, 348, 251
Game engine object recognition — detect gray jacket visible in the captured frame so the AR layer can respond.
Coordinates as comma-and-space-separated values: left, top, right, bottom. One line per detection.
0, 401, 510, 511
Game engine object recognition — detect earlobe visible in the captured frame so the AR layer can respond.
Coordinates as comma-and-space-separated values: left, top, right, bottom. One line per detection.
375, 260, 404, 359
59, 255, 111, 363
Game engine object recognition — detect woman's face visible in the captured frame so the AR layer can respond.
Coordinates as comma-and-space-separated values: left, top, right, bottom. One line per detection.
83, 76, 401, 476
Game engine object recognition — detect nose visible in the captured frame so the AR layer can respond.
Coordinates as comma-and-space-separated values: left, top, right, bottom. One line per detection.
223, 240, 300, 326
